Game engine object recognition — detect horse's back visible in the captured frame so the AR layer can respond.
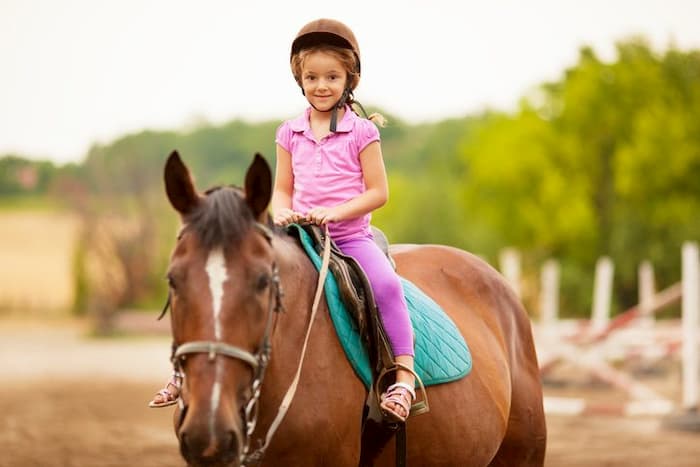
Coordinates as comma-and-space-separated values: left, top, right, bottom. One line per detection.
389, 243, 546, 466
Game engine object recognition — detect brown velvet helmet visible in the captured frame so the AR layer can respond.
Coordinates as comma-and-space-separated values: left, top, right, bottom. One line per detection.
290, 18, 361, 78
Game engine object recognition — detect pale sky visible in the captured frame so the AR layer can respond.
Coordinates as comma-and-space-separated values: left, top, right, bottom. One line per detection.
2, 0, 699, 163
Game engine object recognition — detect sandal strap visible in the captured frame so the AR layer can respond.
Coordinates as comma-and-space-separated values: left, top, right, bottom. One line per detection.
381, 384, 414, 421
386, 382, 416, 401
171, 371, 184, 385
156, 388, 175, 398
382, 384, 415, 414
156, 372, 183, 399
375, 363, 430, 419
383, 393, 411, 413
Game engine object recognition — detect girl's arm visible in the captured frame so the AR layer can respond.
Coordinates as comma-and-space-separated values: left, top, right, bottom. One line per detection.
307, 140, 388, 225
271, 144, 304, 225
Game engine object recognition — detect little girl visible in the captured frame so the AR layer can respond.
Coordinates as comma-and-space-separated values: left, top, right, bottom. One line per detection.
272, 18, 416, 422
149, 18, 417, 422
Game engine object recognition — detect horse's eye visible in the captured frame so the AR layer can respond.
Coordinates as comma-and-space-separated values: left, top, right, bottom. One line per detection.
256, 274, 270, 292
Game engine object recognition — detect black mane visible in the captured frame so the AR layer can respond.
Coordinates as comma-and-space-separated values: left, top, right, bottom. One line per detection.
186, 186, 254, 251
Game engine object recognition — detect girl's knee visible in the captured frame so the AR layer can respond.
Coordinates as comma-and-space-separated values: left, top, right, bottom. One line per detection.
372, 275, 403, 304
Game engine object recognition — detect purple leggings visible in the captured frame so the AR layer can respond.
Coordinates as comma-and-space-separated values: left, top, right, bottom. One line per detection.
335, 233, 414, 357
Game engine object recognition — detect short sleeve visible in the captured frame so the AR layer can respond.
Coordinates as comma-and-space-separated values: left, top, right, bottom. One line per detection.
275, 121, 293, 153
355, 119, 381, 153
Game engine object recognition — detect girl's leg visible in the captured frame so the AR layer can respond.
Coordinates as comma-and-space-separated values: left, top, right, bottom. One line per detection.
336, 235, 415, 420
336, 235, 414, 358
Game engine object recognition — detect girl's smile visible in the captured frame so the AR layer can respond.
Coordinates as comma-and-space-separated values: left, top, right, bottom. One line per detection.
301, 51, 348, 112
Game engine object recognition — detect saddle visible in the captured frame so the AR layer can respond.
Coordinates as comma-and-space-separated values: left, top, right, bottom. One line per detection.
301, 224, 396, 385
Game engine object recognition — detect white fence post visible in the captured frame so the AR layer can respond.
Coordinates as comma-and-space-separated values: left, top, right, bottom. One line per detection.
682, 242, 699, 411
540, 260, 560, 327
499, 248, 521, 298
591, 256, 614, 333
639, 260, 656, 328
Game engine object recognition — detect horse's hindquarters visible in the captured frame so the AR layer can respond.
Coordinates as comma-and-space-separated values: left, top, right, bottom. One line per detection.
390, 244, 546, 466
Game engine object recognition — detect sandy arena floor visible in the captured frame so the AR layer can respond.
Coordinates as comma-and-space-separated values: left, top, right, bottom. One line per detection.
1, 319, 698, 467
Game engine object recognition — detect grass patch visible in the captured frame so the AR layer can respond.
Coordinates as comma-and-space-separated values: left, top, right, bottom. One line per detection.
0, 194, 70, 212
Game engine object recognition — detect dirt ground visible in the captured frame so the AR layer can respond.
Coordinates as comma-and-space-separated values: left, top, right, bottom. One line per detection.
1, 319, 699, 467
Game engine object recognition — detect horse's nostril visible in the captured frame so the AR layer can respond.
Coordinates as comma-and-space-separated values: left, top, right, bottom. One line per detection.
178, 428, 239, 464
228, 430, 239, 452
178, 432, 192, 461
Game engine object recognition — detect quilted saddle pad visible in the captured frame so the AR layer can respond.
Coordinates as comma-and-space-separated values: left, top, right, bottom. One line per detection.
291, 224, 472, 388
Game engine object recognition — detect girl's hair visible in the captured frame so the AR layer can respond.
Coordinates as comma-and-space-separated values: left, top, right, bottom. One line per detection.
291, 45, 386, 127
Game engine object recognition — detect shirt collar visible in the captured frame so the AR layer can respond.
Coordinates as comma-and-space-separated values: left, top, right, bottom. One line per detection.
288, 106, 356, 133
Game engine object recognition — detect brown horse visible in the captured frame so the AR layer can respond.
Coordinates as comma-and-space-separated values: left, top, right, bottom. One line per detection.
163, 151, 546, 467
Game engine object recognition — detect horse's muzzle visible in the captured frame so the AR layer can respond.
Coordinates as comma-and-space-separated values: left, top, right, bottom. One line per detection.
179, 427, 240, 467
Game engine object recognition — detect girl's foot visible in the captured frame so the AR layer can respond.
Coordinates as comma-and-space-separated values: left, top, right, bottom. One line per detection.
380, 382, 415, 423
148, 372, 183, 408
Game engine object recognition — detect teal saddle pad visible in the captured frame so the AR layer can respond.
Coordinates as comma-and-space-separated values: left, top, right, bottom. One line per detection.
289, 224, 472, 388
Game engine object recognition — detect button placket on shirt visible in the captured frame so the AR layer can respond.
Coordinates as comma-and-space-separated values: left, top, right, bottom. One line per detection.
315, 134, 331, 175
315, 142, 322, 174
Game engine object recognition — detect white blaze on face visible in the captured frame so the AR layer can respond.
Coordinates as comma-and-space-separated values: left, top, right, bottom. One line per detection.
205, 247, 228, 441
205, 247, 228, 340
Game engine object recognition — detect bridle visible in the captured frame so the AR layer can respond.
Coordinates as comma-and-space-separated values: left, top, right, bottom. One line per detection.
160, 222, 282, 465
160, 221, 331, 466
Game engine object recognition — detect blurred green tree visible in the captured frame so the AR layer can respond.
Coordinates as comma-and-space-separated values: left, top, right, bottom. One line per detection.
4, 37, 699, 321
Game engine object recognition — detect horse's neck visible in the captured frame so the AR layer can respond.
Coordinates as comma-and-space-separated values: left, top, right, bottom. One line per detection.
244, 235, 365, 460
271, 236, 321, 345
265, 235, 341, 385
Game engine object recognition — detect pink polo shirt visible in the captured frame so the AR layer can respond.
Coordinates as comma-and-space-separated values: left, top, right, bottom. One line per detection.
276, 106, 380, 241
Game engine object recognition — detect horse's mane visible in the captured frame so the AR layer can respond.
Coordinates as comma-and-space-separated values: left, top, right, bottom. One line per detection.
186, 185, 254, 252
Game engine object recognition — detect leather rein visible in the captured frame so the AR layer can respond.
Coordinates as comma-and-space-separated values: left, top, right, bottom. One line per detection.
159, 222, 331, 466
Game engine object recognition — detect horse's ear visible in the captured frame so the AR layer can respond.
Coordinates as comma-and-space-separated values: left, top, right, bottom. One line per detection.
244, 153, 272, 221
164, 150, 200, 216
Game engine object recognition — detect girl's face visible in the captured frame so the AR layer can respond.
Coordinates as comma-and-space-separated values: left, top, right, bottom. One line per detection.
300, 51, 348, 112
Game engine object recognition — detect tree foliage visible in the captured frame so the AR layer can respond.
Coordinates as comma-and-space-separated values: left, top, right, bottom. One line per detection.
446, 39, 700, 314
3, 38, 699, 318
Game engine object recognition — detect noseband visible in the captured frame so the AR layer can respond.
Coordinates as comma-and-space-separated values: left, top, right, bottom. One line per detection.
163, 222, 283, 465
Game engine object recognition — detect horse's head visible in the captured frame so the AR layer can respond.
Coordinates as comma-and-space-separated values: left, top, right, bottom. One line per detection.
164, 151, 280, 467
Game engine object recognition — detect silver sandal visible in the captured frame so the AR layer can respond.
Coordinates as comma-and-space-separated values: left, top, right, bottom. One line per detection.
380, 382, 416, 423
148, 371, 183, 408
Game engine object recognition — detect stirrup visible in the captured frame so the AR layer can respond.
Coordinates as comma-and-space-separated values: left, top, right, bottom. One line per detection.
375, 362, 429, 420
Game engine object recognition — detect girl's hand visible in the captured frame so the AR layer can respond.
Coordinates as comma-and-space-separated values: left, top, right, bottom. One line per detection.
307, 206, 342, 225
273, 208, 305, 226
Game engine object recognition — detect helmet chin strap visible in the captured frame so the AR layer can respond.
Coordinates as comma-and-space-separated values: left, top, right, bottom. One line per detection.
302, 87, 352, 132
329, 88, 351, 132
